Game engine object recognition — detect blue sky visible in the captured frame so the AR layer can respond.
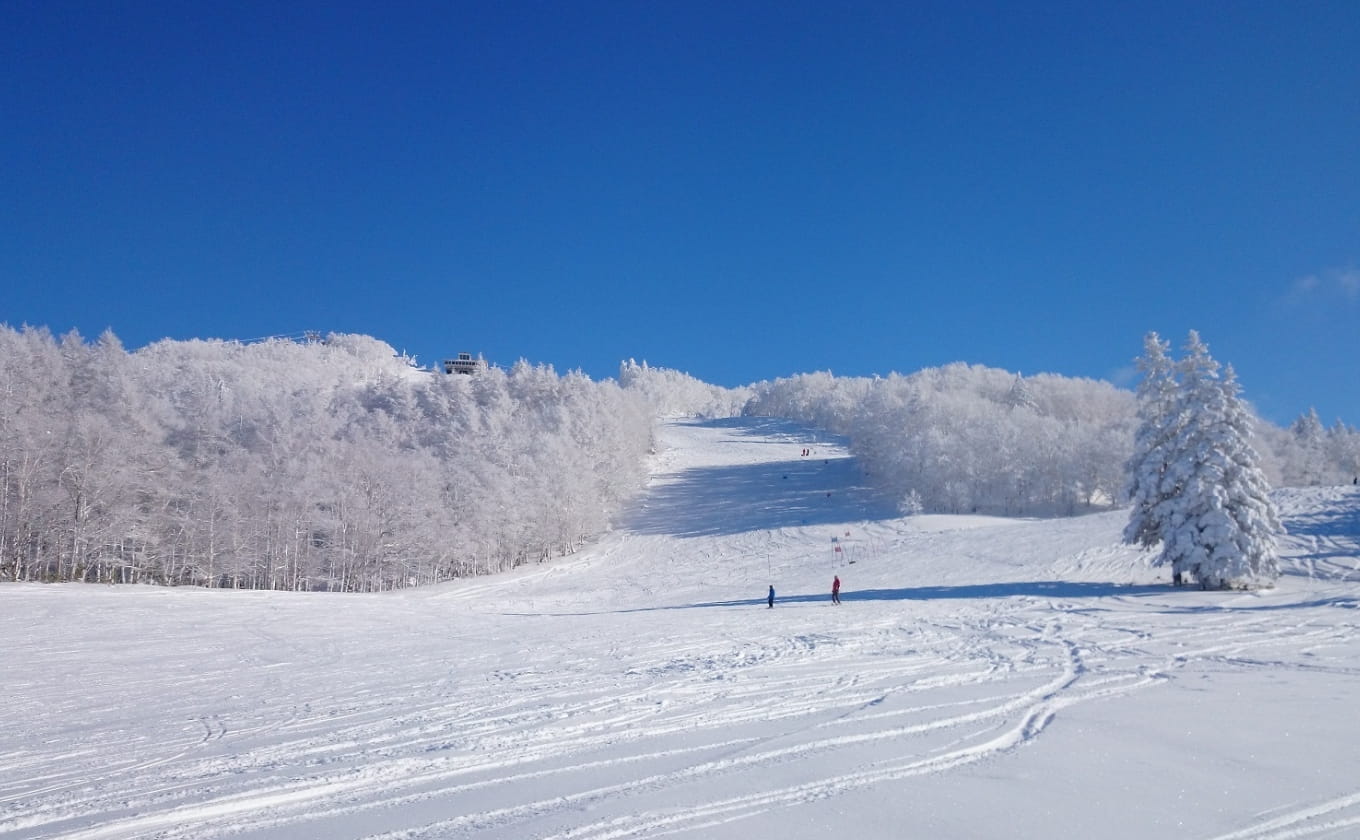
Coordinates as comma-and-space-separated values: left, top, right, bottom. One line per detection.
4, 1, 1357, 426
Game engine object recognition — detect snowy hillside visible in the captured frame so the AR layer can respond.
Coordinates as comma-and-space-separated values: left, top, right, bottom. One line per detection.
3, 418, 1359, 839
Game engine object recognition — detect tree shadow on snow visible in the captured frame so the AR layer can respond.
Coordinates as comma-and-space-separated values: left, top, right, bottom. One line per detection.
693, 416, 851, 445
1283, 495, 1360, 540
675, 580, 1170, 610
504, 581, 1172, 617
624, 456, 899, 537
622, 417, 899, 537
1278, 489, 1360, 582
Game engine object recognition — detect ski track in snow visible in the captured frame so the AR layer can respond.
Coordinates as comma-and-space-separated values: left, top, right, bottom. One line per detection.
2, 418, 1358, 840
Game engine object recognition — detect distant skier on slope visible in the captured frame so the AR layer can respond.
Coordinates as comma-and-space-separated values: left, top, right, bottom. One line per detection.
832, 575, 841, 605
768, 585, 775, 609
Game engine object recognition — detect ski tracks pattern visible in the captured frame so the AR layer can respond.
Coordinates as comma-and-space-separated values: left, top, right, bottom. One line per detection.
5, 570, 1357, 839
3, 432, 1357, 840
0, 591, 1187, 840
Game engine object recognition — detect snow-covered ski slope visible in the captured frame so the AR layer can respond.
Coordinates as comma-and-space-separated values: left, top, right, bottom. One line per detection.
4, 417, 1359, 840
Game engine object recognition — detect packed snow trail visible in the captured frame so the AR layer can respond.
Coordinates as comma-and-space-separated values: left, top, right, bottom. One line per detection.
2, 418, 1359, 839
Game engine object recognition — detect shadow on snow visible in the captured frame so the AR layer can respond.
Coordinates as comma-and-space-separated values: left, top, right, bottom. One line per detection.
503, 581, 1174, 617
679, 580, 1170, 609
1280, 486, 1360, 539
504, 581, 1360, 617
622, 417, 900, 538
623, 458, 899, 537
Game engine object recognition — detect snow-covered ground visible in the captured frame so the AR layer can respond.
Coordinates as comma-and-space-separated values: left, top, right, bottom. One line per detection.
3, 417, 1359, 840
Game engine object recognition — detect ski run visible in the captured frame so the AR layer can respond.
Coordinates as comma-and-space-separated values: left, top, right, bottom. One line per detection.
3, 417, 1359, 839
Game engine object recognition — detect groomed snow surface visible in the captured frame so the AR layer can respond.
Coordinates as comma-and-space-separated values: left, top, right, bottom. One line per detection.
4, 418, 1360, 840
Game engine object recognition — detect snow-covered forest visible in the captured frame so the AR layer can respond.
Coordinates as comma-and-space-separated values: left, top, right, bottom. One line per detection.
745, 362, 1360, 517
0, 327, 653, 589
618, 358, 750, 419
746, 366, 1136, 516
2, 325, 1357, 590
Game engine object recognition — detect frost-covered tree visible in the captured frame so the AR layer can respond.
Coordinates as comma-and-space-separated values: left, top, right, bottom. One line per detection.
1328, 420, 1360, 483
618, 359, 749, 419
1004, 374, 1038, 412
1153, 332, 1282, 589
0, 327, 657, 590
0, 326, 68, 581
746, 364, 1136, 516
1123, 332, 1180, 549
1283, 407, 1327, 486
1291, 406, 1325, 444
899, 489, 924, 516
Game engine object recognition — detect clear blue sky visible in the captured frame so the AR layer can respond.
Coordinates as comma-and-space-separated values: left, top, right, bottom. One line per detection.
4, 1, 1357, 426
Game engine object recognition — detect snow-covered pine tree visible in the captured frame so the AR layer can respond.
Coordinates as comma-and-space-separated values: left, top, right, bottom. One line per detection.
1287, 406, 1326, 485
1213, 363, 1285, 582
1123, 332, 1180, 550
899, 489, 925, 516
1004, 373, 1038, 412
1154, 332, 1282, 589
1329, 420, 1360, 483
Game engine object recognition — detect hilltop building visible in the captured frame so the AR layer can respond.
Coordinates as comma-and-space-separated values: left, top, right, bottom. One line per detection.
443, 352, 488, 375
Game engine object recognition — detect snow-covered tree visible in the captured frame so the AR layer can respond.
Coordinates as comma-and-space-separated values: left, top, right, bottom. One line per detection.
0, 327, 657, 590
1123, 332, 1180, 549
618, 359, 749, 419
746, 364, 1136, 516
1283, 407, 1327, 486
899, 489, 924, 516
1004, 374, 1038, 412
1328, 420, 1360, 484
1153, 332, 1282, 589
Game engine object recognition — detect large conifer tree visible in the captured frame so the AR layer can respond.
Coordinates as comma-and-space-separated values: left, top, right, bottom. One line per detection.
1123, 332, 1180, 549
1148, 332, 1282, 588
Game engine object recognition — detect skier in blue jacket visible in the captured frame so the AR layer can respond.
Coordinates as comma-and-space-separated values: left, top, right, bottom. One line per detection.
767, 585, 775, 608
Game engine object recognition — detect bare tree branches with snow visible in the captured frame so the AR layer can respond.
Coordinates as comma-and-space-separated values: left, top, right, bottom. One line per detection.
0, 328, 655, 590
